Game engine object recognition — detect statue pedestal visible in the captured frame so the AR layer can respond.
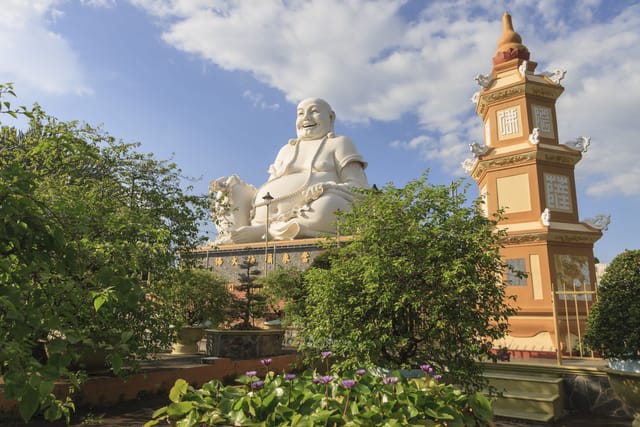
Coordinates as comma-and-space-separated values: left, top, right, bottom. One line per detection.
191, 237, 349, 281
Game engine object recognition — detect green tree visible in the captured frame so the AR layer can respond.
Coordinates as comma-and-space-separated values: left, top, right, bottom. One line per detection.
157, 268, 231, 327
299, 175, 516, 391
585, 249, 640, 359
228, 258, 267, 329
261, 266, 306, 324
0, 84, 210, 422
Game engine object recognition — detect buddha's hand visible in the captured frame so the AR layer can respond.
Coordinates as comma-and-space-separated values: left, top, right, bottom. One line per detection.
304, 183, 329, 203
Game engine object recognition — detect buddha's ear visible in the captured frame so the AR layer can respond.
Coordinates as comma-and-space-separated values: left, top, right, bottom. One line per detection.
329, 110, 336, 130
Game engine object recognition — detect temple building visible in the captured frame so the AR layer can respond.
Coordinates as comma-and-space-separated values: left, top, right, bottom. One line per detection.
466, 12, 608, 357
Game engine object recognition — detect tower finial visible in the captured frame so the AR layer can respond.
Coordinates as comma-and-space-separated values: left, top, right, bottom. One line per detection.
493, 12, 529, 65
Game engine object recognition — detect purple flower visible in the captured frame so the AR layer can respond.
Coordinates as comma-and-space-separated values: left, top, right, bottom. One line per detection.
433, 374, 442, 380
342, 379, 356, 389
317, 375, 333, 384
321, 351, 333, 360
261, 358, 272, 366
383, 376, 398, 385
312, 377, 321, 384
356, 369, 366, 376
251, 380, 265, 389
420, 364, 433, 373
246, 371, 257, 377
284, 373, 297, 381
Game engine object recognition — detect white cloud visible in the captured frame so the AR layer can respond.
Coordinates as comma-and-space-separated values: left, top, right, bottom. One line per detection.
0, 0, 632, 261
8, 0, 635, 197
80, 0, 117, 7
242, 90, 280, 111
0, 0, 91, 95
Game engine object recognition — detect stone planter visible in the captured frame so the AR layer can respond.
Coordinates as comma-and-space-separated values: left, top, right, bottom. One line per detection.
205, 329, 285, 359
608, 358, 640, 373
602, 367, 640, 427
172, 326, 205, 355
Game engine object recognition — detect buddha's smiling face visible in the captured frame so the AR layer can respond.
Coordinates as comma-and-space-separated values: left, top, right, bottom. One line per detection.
296, 98, 334, 140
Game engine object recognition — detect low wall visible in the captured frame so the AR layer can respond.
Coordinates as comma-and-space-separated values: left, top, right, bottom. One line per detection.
191, 238, 338, 281
0, 353, 299, 412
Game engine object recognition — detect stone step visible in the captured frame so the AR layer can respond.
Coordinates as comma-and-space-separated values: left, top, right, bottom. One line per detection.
491, 391, 563, 422
485, 371, 564, 395
494, 407, 556, 423
484, 369, 565, 422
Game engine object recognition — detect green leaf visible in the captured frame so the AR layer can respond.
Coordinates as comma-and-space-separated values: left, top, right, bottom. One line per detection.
166, 401, 194, 417
93, 294, 107, 311
18, 385, 40, 422
169, 379, 189, 403
110, 352, 123, 374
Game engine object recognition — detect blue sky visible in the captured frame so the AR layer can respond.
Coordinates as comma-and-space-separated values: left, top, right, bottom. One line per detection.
1, 0, 639, 263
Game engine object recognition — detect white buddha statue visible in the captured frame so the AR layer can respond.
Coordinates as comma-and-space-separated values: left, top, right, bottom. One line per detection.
210, 98, 369, 244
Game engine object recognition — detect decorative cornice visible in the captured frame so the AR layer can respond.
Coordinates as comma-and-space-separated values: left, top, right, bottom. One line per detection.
471, 152, 536, 180
476, 85, 525, 116
476, 82, 564, 117
525, 83, 564, 100
500, 229, 602, 245
471, 148, 581, 180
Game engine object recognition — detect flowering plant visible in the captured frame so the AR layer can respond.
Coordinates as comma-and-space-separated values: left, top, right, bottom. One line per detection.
145, 361, 493, 426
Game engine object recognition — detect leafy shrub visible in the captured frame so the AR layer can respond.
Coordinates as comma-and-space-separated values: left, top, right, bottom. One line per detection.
298, 177, 516, 391
0, 83, 209, 423
585, 249, 640, 359
145, 357, 493, 426
156, 268, 231, 327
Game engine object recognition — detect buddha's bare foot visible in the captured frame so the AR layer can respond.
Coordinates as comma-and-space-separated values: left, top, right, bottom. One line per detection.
269, 221, 300, 241
230, 225, 266, 243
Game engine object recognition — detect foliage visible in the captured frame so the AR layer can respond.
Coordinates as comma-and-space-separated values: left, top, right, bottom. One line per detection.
261, 266, 306, 323
0, 84, 209, 422
145, 357, 494, 426
298, 175, 517, 391
227, 258, 268, 329
155, 268, 231, 327
585, 249, 640, 359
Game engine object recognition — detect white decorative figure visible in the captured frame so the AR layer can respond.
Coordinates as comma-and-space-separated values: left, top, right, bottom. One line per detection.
541, 69, 567, 85
583, 214, 611, 231
518, 60, 530, 79
210, 98, 369, 243
541, 208, 551, 226
461, 158, 475, 174
210, 175, 257, 244
474, 73, 493, 88
528, 128, 540, 145
563, 136, 590, 153
471, 92, 480, 105
469, 141, 490, 158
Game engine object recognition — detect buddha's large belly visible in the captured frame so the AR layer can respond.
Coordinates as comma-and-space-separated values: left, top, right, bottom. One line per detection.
255, 172, 338, 203
252, 172, 338, 222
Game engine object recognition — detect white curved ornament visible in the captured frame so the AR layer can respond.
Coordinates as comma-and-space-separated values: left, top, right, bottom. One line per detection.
469, 142, 490, 158
474, 73, 493, 89
528, 128, 540, 145
518, 60, 530, 79
564, 136, 590, 153
471, 92, 480, 105
541, 208, 551, 227
461, 158, 475, 174
583, 214, 611, 231
209, 174, 257, 245
541, 69, 567, 85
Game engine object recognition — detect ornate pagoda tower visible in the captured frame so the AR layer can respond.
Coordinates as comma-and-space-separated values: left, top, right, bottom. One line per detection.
468, 12, 607, 356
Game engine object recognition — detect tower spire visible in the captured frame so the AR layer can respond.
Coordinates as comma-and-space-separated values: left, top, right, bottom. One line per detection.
493, 11, 530, 65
